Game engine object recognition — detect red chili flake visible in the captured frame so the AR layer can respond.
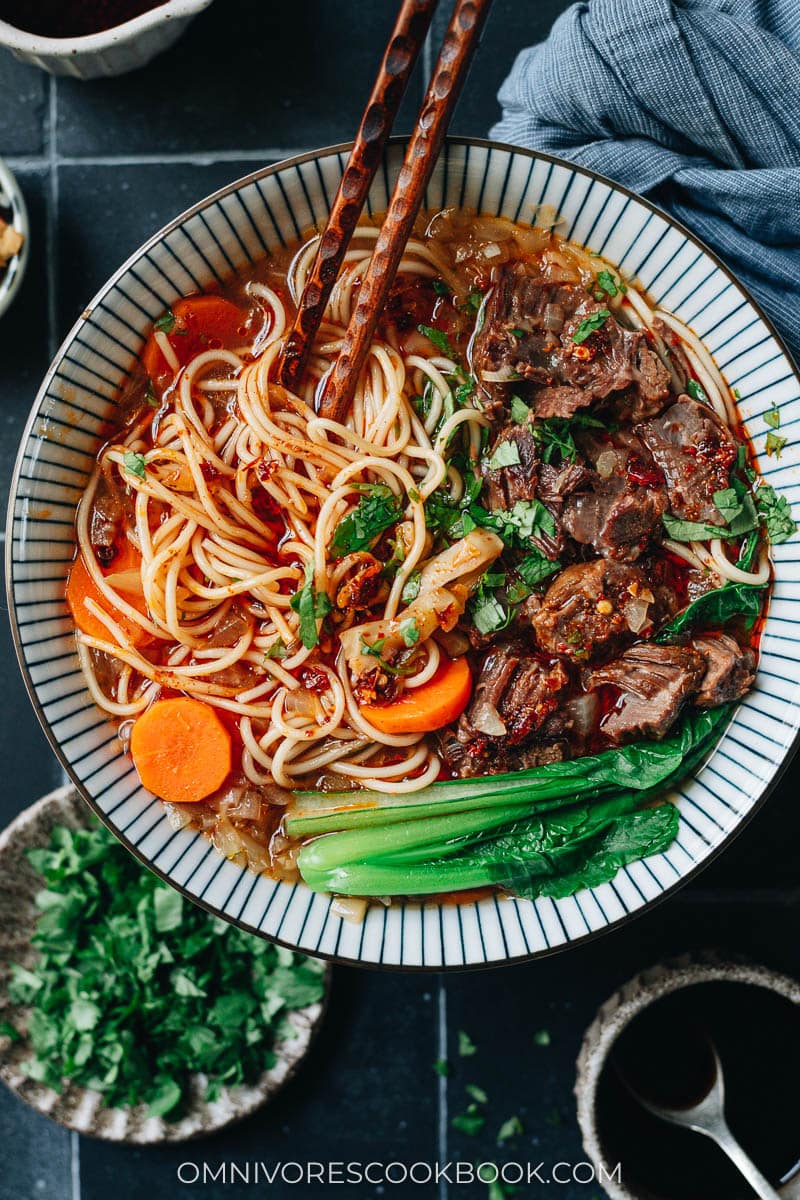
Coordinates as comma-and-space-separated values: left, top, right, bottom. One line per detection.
627, 457, 665, 488
301, 666, 330, 695
200, 462, 219, 483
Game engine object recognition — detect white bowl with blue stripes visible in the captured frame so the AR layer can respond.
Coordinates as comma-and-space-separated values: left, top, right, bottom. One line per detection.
7, 138, 800, 970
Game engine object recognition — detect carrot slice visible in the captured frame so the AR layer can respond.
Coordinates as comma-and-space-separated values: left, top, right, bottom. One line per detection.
66, 553, 151, 648
142, 294, 245, 383
361, 655, 472, 735
130, 697, 232, 805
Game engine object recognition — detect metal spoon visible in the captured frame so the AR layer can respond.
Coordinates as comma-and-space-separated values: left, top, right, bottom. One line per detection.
619, 1040, 782, 1199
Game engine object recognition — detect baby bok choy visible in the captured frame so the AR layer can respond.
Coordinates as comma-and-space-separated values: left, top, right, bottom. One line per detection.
289, 706, 730, 900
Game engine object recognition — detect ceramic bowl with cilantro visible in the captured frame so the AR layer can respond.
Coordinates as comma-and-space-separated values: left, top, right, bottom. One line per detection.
0, 787, 328, 1142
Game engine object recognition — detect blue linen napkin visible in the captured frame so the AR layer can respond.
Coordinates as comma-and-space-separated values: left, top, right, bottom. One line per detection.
491, 0, 800, 363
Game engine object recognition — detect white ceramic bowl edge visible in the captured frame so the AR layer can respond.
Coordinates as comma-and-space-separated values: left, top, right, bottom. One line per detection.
0, 0, 214, 78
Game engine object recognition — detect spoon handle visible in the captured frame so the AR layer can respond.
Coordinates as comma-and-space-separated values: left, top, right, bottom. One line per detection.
710, 1123, 783, 1200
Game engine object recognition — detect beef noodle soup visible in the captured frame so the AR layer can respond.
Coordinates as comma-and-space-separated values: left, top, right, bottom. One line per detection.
66, 209, 788, 904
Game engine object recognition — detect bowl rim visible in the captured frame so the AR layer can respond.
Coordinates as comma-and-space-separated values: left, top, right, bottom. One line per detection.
0, 155, 29, 320
7, 134, 800, 973
0, 0, 213, 53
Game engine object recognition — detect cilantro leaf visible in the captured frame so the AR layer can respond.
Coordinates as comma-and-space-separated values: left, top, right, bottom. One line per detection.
757, 483, 796, 544
572, 309, 610, 344
153, 308, 176, 334
399, 617, 420, 647
401, 571, 421, 604
766, 431, 788, 458
458, 1029, 476, 1057
290, 561, 331, 649
510, 395, 530, 425
764, 402, 781, 430
417, 324, 457, 360
487, 439, 521, 471
123, 451, 146, 480
497, 1114, 524, 1143
596, 270, 626, 298
329, 486, 402, 558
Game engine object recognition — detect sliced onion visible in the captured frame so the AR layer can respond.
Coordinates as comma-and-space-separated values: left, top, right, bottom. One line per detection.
596, 450, 618, 479
435, 629, 470, 657
624, 597, 651, 633
481, 368, 515, 383
104, 568, 144, 595
566, 693, 598, 738
483, 242, 502, 259
470, 699, 507, 737
542, 303, 565, 331
166, 803, 193, 831
331, 896, 368, 924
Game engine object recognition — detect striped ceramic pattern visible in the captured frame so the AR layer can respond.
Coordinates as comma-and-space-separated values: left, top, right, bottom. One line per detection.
7, 139, 800, 969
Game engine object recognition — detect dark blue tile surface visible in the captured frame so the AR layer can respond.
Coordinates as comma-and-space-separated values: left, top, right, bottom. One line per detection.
0, 3, 798, 1198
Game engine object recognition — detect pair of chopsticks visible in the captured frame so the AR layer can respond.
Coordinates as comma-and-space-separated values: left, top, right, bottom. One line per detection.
278, 0, 494, 424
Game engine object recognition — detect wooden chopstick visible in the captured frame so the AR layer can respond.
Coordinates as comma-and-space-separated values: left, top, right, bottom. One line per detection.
317, 0, 494, 424
277, 0, 439, 396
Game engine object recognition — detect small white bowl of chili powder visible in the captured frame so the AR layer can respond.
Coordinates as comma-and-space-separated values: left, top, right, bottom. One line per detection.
0, 0, 214, 78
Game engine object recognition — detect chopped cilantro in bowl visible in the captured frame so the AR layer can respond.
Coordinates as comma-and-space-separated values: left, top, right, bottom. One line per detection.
0, 804, 328, 1137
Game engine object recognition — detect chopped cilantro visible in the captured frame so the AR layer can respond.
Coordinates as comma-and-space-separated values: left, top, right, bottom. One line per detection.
510, 327, 525, 338
452, 1109, 485, 1137
510, 395, 530, 425
533, 1028, 551, 1047
458, 1029, 476, 1057
153, 308, 176, 334
329, 485, 402, 558
497, 1114, 524, 1143
401, 571, 421, 604
144, 379, 159, 408
766, 431, 788, 458
733, 387, 742, 400
289, 561, 331, 650
432, 279, 450, 296
757, 483, 796, 544
418, 324, 457, 360
399, 617, 420, 647
572, 309, 610, 344
123, 451, 146, 479
764, 402, 781, 430
466, 1083, 488, 1105
433, 1058, 450, 1076
487, 439, 522, 471
516, 550, 560, 589
596, 269, 626, 298
265, 638, 287, 661
7, 822, 326, 1119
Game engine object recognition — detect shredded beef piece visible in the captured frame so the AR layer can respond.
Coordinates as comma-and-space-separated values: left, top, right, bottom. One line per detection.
586, 643, 706, 743
90, 471, 134, 562
482, 423, 539, 508
472, 263, 671, 424
438, 728, 568, 778
457, 642, 570, 748
691, 634, 756, 707
531, 559, 658, 661
637, 397, 737, 525
561, 430, 667, 561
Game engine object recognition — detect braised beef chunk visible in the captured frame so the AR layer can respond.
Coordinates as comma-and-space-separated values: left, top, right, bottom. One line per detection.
692, 634, 756, 707
531, 559, 658, 660
89, 471, 134, 564
457, 642, 570, 748
637, 397, 737, 525
548, 301, 671, 420
473, 263, 671, 424
587, 644, 706, 743
472, 264, 576, 389
438, 727, 568, 778
482, 423, 539, 508
561, 430, 667, 561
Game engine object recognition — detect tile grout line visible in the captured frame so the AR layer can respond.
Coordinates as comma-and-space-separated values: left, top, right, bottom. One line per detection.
45, 74, 59, 362
45, 75, 70, 798
437, 979, 448, 1200
70, 1131, 81, 1200
7, 147, 311, 171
